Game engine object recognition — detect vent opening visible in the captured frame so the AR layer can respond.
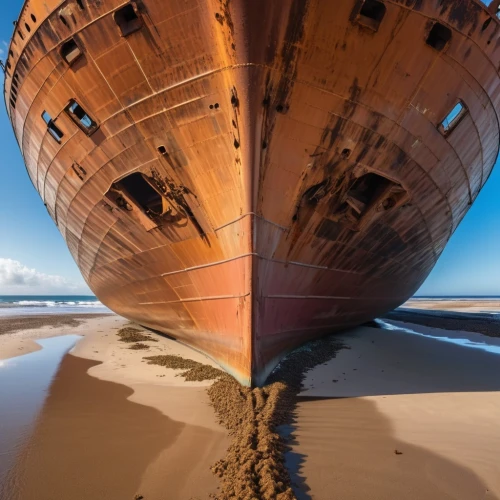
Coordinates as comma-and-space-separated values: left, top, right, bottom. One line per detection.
157, 145, 167, 154
61, 38, 82, 66
331, 171, 408, 230
114, 3, 143, 37
65, 99, 98, 135
343, 173, 391, 219
438, 101, 466, 136
31, 14, 37, 23
426, 23, 451, 51
357, 0, 386, 31
117, 173, 165, 217
42, 111, 64, 143
25, 23, 31, 33
76, 0, 85, 10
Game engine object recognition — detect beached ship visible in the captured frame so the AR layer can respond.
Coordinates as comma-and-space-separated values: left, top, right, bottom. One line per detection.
4, 0, 500, 385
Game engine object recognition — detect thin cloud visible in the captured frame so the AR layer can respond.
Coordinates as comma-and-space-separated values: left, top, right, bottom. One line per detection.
0, 258, 90, 294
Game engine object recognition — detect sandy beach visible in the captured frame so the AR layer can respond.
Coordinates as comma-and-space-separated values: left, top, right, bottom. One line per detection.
386, 305, 500, 338
1, 306, 499, 499
0, 314, 229, 500
289, 322, 500, 499
401, 298, 500, 315
0, 313, 112, 359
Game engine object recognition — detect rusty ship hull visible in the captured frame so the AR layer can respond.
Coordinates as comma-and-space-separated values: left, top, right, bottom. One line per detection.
4, 0, 500, 385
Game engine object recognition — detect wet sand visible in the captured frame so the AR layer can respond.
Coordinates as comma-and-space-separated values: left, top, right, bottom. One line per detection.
0, 314, 118, 360
4, 354, 186, 500
386, 307, 500, 338
0, 335, 82, 493
0, 313, 110, 336
289, 324, 500, 499
0, 315, 229, 500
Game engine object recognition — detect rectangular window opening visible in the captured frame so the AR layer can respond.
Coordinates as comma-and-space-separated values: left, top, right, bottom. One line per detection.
42, 110, 64, 143
65, 99, 98, 135
61, 38, 82, 66
439, 101, 466, 136
114, 3, 143, 37
426, 23, 452, 51
358, 0, 386, 31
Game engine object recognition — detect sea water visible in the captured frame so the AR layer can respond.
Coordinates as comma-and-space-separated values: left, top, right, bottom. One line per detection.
377, 319, 500, 355
0, 295, 111, 316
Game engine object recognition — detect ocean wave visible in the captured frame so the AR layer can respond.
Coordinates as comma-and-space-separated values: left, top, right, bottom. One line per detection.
0, 300, 104, 308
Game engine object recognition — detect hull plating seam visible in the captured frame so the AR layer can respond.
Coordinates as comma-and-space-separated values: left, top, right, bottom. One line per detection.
4, 0, 500, 385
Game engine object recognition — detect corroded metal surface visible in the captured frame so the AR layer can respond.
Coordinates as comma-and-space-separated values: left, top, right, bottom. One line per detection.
4, 0, 500, 385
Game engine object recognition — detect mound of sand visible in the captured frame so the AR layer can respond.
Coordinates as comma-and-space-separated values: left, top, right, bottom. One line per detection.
145, 338, 345, 500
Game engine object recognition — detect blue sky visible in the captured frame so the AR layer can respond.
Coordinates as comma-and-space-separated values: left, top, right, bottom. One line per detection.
0, 2, 499, 296
0, 3, 91, 294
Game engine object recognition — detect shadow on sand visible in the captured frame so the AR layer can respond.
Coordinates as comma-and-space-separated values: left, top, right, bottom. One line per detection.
284, 324, 500, 499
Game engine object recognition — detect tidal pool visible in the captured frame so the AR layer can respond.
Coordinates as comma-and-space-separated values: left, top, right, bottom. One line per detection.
0, 335, 81, 491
